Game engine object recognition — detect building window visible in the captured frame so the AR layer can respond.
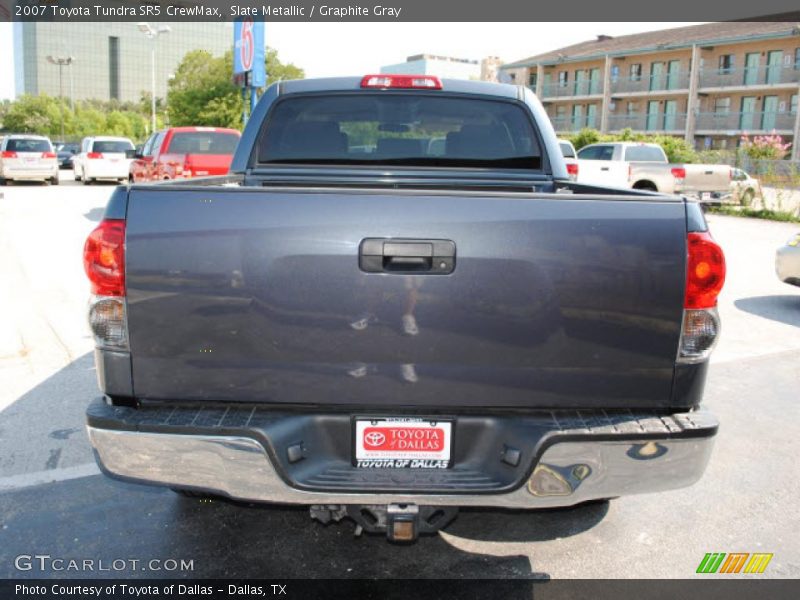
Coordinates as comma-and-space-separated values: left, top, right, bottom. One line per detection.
626, 101, 637, 114
792, 94, 798, 114
795, 48, 800, 70
611, 65, 619, 82
714, 97, 731, 113
108, 36, 120, 101
529, 72, 537, 88
558, 71, 569, 87
718, 54, 735, 74
630, 64, 642, 81
556, 105, 567, 118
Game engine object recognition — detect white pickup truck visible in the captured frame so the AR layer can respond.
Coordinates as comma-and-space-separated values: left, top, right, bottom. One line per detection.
576, 142, 731, 196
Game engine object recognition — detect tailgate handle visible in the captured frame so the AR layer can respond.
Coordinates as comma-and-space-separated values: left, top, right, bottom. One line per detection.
600, 167, 610, 171
359, 239, 456, 275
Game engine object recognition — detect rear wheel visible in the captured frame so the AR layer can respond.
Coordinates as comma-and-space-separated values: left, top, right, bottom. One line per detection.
740, 188, 754, 207
83, 176, 93, 185
74, 169, 81, 181
633, 181, 658, 192
50, 176, 59, 186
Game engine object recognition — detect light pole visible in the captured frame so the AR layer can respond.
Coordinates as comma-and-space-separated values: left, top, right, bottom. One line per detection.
46, 55, 74, 142
137, 22, 171, 134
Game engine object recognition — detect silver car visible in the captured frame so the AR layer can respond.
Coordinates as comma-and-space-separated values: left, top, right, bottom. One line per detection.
0, 134, 60, 185
776, 232, 800, 287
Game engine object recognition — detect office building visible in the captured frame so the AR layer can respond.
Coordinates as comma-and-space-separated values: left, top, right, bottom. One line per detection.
14, 22, 231, 104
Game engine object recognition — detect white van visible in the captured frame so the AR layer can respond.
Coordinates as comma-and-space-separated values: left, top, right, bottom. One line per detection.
73, 136, 135, 184
0, 135, 59, 185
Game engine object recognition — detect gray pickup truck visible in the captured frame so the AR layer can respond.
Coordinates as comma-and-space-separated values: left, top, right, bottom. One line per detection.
83, 75, 726, 542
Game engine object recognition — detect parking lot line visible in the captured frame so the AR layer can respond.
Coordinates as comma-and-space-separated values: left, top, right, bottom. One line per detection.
0, 462, 100, 492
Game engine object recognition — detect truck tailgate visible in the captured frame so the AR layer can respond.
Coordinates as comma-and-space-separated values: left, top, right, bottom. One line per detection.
682, 164, 731, 193
124, 186, 687, 409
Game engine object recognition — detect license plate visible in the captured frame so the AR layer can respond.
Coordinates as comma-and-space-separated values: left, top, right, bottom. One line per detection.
354, 418, 452, 469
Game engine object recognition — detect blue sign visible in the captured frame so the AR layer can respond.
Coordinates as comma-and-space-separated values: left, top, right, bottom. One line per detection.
234, 19, 265, 87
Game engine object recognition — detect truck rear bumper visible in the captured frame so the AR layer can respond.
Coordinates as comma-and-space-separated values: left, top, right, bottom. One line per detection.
86, 399, 717, 509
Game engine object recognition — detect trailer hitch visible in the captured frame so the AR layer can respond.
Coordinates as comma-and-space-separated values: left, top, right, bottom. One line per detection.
310, 503, 458, 542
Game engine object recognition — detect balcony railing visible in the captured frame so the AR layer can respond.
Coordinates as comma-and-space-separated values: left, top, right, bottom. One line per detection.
607, 112, 688, 132
550, 115, 601, 132
695, 111, 797, 132
699, 64, 800, 89
541, 79, 604, 99
610, 71, 690, 95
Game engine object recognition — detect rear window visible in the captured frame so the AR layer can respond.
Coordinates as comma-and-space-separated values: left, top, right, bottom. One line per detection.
623, 146, 666, 162
257, 94, 542, 170
92, 140, 134, 153
167, 132, 240, 155
577, 145, 615, 161
5, 138, 51, 152
559, 141, 575, 158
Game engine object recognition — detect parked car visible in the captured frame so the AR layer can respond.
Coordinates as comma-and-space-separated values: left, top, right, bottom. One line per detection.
129, 126, 241, 183
558, 138, 578, 181
576, 142, 731, 196
73, 137, 135, 185
776, 232, 800, 287
55, 142, 80, 169
730, 168, 761, 205
83, 76, 725, 542
0, 134, 59, 185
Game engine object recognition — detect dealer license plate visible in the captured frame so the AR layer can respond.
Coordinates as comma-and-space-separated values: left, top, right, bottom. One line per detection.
354, 418, 452, 469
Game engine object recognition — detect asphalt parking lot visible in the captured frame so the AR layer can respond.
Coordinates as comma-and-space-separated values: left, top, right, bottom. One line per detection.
0, 173, 798, 580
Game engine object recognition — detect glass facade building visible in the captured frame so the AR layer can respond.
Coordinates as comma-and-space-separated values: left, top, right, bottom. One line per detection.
14, 22, 231, 103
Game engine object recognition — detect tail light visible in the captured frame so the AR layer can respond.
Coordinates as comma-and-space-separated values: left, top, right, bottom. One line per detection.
566, 163, 578, 181
87, 152, 104, 159
42, 151, 57, 159
1, 151, 17, 158
83, 219, 128, 350
677, 231, 726, 363
361, 74, 443, 89
671, 167, 686, 186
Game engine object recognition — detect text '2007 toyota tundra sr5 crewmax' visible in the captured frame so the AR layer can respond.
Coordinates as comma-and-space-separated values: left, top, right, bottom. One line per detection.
83, 75, 725, 542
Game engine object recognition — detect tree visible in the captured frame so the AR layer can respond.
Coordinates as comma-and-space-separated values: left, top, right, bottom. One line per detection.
167, 47, 305, 129
2, 95, 63, 135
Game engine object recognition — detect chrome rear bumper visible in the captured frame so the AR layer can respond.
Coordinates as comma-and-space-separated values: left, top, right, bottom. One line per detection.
87, 410, 716, 508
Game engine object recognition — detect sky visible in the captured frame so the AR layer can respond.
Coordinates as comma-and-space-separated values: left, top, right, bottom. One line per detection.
0, 21, 701, 101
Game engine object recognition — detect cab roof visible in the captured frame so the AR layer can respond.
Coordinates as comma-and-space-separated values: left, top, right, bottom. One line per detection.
276, 76, 522, 99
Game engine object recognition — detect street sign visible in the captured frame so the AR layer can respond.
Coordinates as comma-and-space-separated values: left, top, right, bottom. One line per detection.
233, 19, 265, 88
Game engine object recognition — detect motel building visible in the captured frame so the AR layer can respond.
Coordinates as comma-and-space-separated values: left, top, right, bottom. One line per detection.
501, 21, 800, 159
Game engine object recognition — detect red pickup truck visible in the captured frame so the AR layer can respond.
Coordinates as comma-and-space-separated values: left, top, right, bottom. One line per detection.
129, 126, 241, 182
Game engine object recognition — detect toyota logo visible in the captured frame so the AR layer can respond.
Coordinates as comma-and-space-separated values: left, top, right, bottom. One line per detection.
364, 432, 385, 447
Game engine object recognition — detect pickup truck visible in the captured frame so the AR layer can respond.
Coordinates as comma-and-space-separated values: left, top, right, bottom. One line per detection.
83, 75, 725, 542
576, 141, 732, 196
129, 126, 240, 183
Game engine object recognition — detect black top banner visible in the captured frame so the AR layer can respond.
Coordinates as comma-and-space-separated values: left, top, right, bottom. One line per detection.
2, 0, 800, 22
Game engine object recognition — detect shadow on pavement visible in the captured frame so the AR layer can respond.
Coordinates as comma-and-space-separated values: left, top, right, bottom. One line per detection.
734, 294, 800, 327
447, 502, 609, 543
0, 352, 97, 478
1, 476, 541, 585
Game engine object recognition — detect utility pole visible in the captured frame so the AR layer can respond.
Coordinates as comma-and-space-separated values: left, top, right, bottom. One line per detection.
46, 55, 74, 141
137, 23, 171, 133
